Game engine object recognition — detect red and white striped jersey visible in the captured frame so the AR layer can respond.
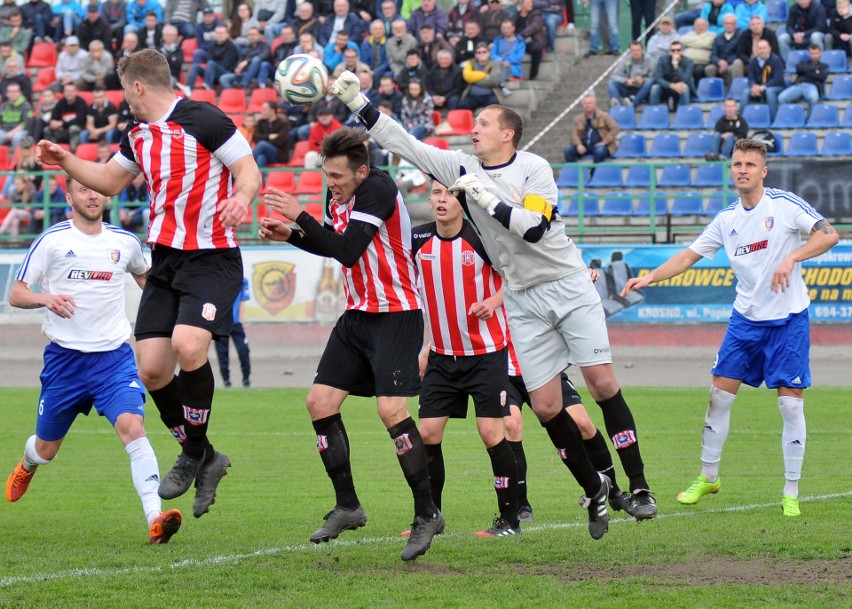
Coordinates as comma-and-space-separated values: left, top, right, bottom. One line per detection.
326, 168, 421, 313
412, 220, 508, 356
507, 339, 522, 377
115, 98, 253, 250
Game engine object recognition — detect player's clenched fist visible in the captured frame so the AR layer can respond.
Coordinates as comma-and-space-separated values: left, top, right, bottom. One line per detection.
330, 70, 368, 113
449, 174, 499, 213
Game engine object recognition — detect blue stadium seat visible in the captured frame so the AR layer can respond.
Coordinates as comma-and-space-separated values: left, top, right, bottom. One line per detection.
692, 164, 724, 187
613, 133, 647, 158
821, 132, 852, 156
767, 131, 785, 156
785, 132, 819, 156
658, 164, 692, 187
727, 77, 749, 100
610, 105, 636, 130
705, 104, 725, 128
671, 105, 704, 130
695, 77, 725, 102
649, 133, 681, 157
599, 192, 634, 216
671, 192, 704, 215
588, 165, 623, 187
785, 50, 810, 74
771, 104, 805, 129
766, 0, 788, 22
635, 194, 667, 217
683, 133, 715, 157
826, 76, 852, 100
556, 166, 587, 187
806, 104, 839, 128
577, 193, 601, 216
742, 104, 771, 129
624, 164, 653, 187
677, 26, 694, 36
842, 106, 852, 127
637, 105, 670, 130
704, 192, 731, 215
822, 50, 848, 74
558, 196, 577, 216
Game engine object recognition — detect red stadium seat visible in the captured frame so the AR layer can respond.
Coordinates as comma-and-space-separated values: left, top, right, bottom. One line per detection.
218, 88, 248, 114
423, 137, 449, 150
190, 88, 216, 104
0, 146, 9, 170
247, 87, 278, 113
26, 42, 57, 68
77, 91, 94, 106
288, 140, 311, 167
293, 171, 324, 194
266, 170, 296, 191
231, 113, 245, 127
442, 109, 474, 135
431, 110, 442, 127
106, 90, 125, 107
32, 67, 56, 92
75, 143, 99, 162
181, 37, 198, 63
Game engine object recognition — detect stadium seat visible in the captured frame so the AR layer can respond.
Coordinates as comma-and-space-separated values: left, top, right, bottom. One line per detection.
683, 133, 715, 157
577, 193, 601, 216
599, 192, 633, 216
805, 104, 839, 128
704, 192, 728, 215
431, 110, 442, 128
692, 164, 724, 187
558, 195, 577, 216
766, 0, 789, 22
704, 104, 725, 128
771, 104, 805, 129
726, 77, 748, 100
266, 170, 297, 191
294, 170, 324, 194
559, 194, 600, 216
247, 87, 278, 113
785, 131, 819, 156
826, 76, 852, 100
181, 37, 198, 63
608, 251, 645, 306
822, 50, 848, 74
442, 109, 474, 135
613, 133, 646, 158
842, 106, 852, 127
742, 104, 771, 129
219, 88, 248, 113
624, 164, 652, 187
556, 166, 587, 187
785, 50, 809, 74
637, 105, 669, 130
26, 42, 57, 67
587, 165, 623, 187
190, 88, 217, 104
289, 140, 311, 167
821, 131, 852, 156
670, 192, 704, 215
649, 133, 681, 157
32, 66, 56, 92
695, 77, 725, 102
231, 114, 245, 127
609, 105, 636, 130
75, 143, 99, 162
0, 146, 9, 170
106, 90, 124, 107
634, 194, 666, 217
767, 131, 785, 156
423, 137, 449, 149
658, 164, 692, 187
671, 105, 704, 130
677, 26, 694, 36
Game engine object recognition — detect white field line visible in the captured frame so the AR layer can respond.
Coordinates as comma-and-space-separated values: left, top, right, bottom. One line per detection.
1, 491, 849, 588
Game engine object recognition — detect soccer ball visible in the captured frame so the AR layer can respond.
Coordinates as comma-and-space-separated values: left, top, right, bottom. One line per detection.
274, 54, 329, 105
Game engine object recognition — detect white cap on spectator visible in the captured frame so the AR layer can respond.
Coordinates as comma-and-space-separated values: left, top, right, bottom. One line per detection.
66, 36, 80, 46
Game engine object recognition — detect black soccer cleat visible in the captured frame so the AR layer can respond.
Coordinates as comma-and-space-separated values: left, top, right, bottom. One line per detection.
627, 490, 657, 521
579, 474, 611, 540
474, 517, 521, 537
309, 505, 368, 543
401, 510, 445, 561
193, 450, 231, 518
517, 505, 534, 523
158, 451, 205, 500
609, 490, 632, 514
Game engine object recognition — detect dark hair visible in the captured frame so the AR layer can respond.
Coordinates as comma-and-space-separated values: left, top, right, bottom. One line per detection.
733, 138, 768, 160
117, 48, 172, 91
483, 105, 524, 148
321, 127, 371, 174
406, 48, 420, 57
808, 43, 821, 51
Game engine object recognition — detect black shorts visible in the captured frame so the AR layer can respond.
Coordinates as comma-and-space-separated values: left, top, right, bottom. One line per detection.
419, 348, 509, 419
505, 371, 583, 410
135, 245, 244, 340
314, 309, 423, 398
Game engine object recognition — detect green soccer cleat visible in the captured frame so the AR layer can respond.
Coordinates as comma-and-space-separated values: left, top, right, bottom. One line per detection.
782, 495, 801, 517
676, 475, 721, 505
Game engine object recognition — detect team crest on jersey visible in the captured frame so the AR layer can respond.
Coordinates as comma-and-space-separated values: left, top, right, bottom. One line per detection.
170, 425, 187, 443
201, 302, 217, 321
183, 405, 209, 426
108, 249, 121, 264
763, 216, 774, 231
253, 261, 296, 315
494, 476, 510, 489
557, 448, 568, 460
612, 430, 637, 449
500, 390, 506, 406
394, 433, 413, 455
316, 435, 329, 452
461, 250, 476, 266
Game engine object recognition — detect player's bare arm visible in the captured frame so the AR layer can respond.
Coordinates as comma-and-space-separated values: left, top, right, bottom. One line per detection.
132, 271, 148, 290
258, 217, 293, 241
8, 280, 77, 318
621, 248, 704, 297
468, 288, 503, 320
36, 140, 135, 196
218, 154, 263, 228
771, 219, 840, 294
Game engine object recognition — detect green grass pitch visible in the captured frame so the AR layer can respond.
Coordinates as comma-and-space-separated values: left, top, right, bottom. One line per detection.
0, 386, 849, 608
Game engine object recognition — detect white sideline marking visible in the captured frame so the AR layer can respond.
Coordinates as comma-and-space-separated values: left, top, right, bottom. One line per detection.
2, 491, 849, 588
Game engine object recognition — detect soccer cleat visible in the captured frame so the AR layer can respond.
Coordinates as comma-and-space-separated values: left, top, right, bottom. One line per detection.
149, 509, 182, 544
518, 505, 534, 523
626, 490, 658, 521
474, 517, 521, 537
677, 475, 721, 505
579, 475, 611, 540
782, 495, 801, 517
309, 505, 368, 543
192, 450, 231, 518
6, 460, 36, 502
401, 510, 445, 561
158, 451, 205, 500
609, 490, 631, 514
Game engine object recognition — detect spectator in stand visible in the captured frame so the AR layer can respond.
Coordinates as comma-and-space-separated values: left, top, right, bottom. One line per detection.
238, 113, 256, 144
447, 0, 482, 42
101, 0, 128, 50
455, 18, 486, 65
709, 13, 742, 86
778, 0, 827, 60
223, 26, 272, 89
33, 175, 68, 227
114, 98, 133, 139
419, 23, 454, 70
32, 87, 58, 140
290, 2, 322, 42
124, 0, 162, 36
305, 107, 343, 166
646, 16, 679, 69
77, 4, 114, 53
0, 82, 32, 148
630, 0, 658, 40
829, 0, 852, 57
735, 16, 779, 78
387, 18, 419, 75
272, 24, 299, 65
163, 0, 209, 41
409, 0, 450, 41
21, 0, 53, 46
319, 0, 366, 46
44, 82, 88, 151
52, 0, 86, 42
361, 20, 391, 85
324, 29, 360, 73
699, 0, 735, 35
0, 175, 37, 237
681, 17, 716, 85
777, 44, 829, 119
118, 171, 148, 232
160, 24, 184, 94
77, 40, 115, 91
254, 0, 289, 46
2, 137, 41, 200
0, 55, 32, 102
332, 46, 371, 77
535, 0, 565, 53
607, 40, 654, 107
491, 18, 525, 90
79, 87, 119, 144
397, 48, 430, 90
377, 0, 400, 37
350, 0, 376, 23
229, 3, 260, 47
201, 25, 239, 89
0, 40, 23, 77
459, 42, 503, 110
563, 93, 619, 163
295, 31, 324, 61
104, 30, 140, 89
253, 101, 291, 170
706, 97, 748, 160
369, 73, 403, 115
515, 0, 546, 82
138, 10, 163, 49
400, 79, 434, 140
56, 35, 90, 88
650, 41, 695, 109
427, 48, 463, 110
184, 7, 220, 89
675, 0, 706, 30
584, 0, 620, 56
479, 0, 510, 43
95, 138, 112, 163
0, 10, 29, 55
734, 0, 768, 30
741, 38, 784, 120
294, 84, 349, 142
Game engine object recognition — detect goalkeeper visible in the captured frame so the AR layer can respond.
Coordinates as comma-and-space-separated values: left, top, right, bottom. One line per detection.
330, 71, 658, 527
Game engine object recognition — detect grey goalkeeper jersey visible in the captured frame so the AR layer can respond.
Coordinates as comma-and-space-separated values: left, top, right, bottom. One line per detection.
368, 112, 587, 290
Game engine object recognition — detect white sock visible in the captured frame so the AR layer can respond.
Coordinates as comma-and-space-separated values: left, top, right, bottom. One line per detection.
700, 386, 736, 482
125, 437, 162, 525
23, 435, 52, 471
778, 395, 806, 498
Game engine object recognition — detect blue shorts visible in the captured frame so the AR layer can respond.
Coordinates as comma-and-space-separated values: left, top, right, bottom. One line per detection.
36, 342, 147, 441
712, 309, 811, 390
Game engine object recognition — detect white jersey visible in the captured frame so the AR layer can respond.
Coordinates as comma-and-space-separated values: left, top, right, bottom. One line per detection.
368, 112, 588, 290
16, 221, 148, 352
690, 188, 823, 322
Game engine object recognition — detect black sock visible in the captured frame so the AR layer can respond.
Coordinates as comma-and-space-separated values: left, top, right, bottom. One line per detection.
148, 376, 185, 444
597, 389, 648, 492
583, 430, 619, 493
387, 417, 436, 519
177, 361, 215, 461
487, 438, 519, 525
542, 409, 601, 497
312, 413, 359, 509
508, 440, 529, 507
424, 443, 444, 511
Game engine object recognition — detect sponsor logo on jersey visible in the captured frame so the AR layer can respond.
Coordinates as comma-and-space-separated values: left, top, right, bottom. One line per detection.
412, 232, 433, 239
394, 433, 413, 456
461, 250, 476, 266
201, 302, 217, 321
557, 448, 568, 460
494, 476, 510, 489
500, 390, 506, 407
65, 250, 76, 257
734, 239, 768, 256
109, 249, 121, 264
419, 252, 436, 261
170, 424, 187, 443
253, 261, 296, 315
763, 216, 774, 231
612, 430, 637, 449
316, 435, 328, 452
182, 405, 209, 426
68, 269, 114, 281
